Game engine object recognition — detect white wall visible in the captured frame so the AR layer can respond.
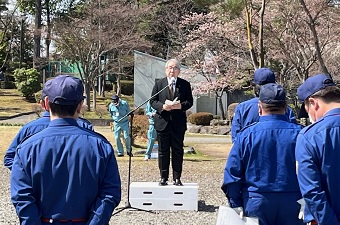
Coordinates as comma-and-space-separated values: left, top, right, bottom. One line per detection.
134, 51, 229, 116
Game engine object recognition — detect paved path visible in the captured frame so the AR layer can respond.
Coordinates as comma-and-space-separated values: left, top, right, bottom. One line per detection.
0, 113, 39, 124
184, 135, 231, 144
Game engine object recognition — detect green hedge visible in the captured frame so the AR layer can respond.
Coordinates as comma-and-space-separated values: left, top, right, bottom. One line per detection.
0, 81, 16, 89
188, 112, 214, 126
121, 80, 134, 95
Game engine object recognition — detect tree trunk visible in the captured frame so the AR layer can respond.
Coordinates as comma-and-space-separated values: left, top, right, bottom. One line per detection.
299, 0, 330, 78
116, 76, 121, 96
45, 0, 51, 66
216, 90, 226, 120
92, 84, 97, 112
258, 0, 266, 68
85, 79, 91, 111
245, 1, 259, 69
100, 74, 105, 97
33, 0, 42, 69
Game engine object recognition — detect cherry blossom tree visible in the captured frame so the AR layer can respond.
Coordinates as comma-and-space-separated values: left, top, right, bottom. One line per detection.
178, 0, 340, 117
179, 12, 251, 119
53, 0, 151, 111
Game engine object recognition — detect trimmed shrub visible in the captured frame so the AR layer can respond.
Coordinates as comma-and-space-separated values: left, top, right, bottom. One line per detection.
227, 103, 239, 122
34, 90, 43, 103
13, 68, 41, 100
188, 112, 214, 126
0, 81, 16, 89
132, 114, 149, 139
121, 80, 133, 95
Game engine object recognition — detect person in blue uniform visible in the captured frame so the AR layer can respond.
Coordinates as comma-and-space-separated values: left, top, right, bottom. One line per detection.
10, 75, 121, 225
222, 83, 304, 225
144, 101, 157, 161
231, 68, 297, 142
3, 82, 93, 170
108, 95, 132, 157
296, 74, 340, 225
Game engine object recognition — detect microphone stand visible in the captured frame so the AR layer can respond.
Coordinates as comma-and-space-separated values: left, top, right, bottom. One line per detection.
112, 83, 172, 216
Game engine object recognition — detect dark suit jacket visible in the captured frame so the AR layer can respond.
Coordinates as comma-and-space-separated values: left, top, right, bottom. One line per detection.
150, 77, 193, 132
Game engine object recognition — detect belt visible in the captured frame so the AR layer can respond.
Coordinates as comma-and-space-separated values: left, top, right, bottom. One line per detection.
41, 218, 87, 223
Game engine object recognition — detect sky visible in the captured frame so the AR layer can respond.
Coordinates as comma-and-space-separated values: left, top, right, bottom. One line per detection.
7, 0, 15, 11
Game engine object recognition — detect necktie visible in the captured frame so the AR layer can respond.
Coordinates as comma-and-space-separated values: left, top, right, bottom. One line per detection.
169, 83, 174, 98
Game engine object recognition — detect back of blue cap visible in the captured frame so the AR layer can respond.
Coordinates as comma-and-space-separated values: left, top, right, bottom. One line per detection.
254, 68, 276, 85
44, 75, 85, 105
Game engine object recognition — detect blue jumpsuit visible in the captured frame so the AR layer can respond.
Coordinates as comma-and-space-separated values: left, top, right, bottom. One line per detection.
3, 111, 93, 170
145, 101, 157, 159
10, 118, 121, 225
108, 99, 131, 155
223, 115, 303, 225
231, 97, 297, 142
296, 108, 340, 224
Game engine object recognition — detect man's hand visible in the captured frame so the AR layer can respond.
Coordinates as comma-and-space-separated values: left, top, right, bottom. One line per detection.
163, 104, 172, 111
171, 102, 181, 110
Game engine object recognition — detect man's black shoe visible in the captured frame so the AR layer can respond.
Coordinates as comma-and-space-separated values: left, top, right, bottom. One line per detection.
159, 178, 168, 186
117, 154, 124, 157
127, 152, 133, 157
173, 179, 183, 186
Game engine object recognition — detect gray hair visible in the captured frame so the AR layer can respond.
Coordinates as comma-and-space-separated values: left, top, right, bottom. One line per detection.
165, 59, 181, 69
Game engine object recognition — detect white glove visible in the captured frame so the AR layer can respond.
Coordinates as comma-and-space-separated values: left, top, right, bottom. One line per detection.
232, 206, 244, 218
297, 199, 305, 220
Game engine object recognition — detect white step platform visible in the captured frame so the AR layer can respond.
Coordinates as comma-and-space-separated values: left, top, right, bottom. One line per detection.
129, 182, 198, 211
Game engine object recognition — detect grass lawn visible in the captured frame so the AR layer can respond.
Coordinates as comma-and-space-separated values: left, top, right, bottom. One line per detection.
0, 125, 229, 164
0, 89, 134, 119
0, 89, 37, 117
0, 89, 230, 162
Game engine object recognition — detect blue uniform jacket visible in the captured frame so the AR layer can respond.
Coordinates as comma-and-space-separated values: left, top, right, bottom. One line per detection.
223, 114, 302, 207
296, 108, 340, 224
109, 100, 130, 124
231, 97, 297, 142
10, 118, 121, 225
145, 102, 156, 125
4, 111, 93, 170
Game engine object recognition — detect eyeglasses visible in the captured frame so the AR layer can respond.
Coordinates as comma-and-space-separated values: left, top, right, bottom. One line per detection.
167, 66, 179, 71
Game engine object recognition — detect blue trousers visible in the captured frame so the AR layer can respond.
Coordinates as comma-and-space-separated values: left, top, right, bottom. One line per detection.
113, 122, 131, 155
145, 125, 157, 158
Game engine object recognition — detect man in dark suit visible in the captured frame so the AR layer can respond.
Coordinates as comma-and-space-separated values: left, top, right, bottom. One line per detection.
150, 58, 193, 186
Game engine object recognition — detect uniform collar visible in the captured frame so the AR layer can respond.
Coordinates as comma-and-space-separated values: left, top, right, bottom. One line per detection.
323, 108, 340, 118
42, 111, 50, 117
49, 118, 78, 127
259, 114, 289, 122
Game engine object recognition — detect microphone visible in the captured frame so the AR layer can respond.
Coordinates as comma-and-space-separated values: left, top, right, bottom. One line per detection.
170, 77, 176, 86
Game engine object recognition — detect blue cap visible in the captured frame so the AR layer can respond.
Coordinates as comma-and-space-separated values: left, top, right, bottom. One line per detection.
297, 74, 335, 103
41, 86, 48, 100
259, 83, 286, 105
111, 95, 119, 100
43, 75, 85, 105
254, 68, 275, 85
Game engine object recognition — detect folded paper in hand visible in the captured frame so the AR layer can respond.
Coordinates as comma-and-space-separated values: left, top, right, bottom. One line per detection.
165, 97, 180, 106
216, 206, 259, 225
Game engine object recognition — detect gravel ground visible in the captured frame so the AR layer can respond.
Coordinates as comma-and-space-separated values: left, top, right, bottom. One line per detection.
0, 158, 227, 225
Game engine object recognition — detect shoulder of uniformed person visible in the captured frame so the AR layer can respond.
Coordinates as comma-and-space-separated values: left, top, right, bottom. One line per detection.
241, 122, 258, 131
109, 102, 117, 109
299, 118, 324, 135
78, 117, 91, 124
